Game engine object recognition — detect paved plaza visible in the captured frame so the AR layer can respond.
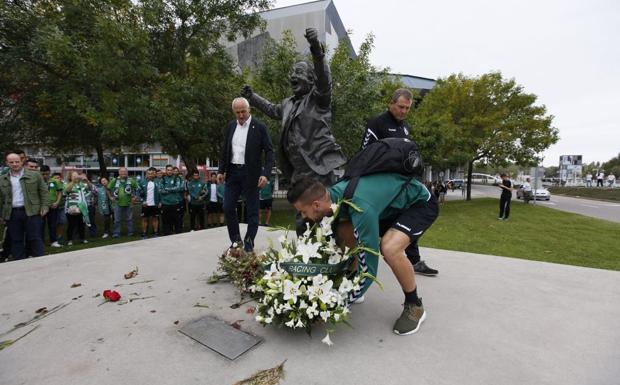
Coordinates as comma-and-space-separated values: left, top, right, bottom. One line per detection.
1, 226, 618, 385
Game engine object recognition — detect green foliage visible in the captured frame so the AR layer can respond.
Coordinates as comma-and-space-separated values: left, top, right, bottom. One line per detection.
330, 33, 404, 157
413, 72, 559, 198
602, 153, 620, 177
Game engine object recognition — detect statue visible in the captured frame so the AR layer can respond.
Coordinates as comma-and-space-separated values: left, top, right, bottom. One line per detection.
241, 27, 346, 187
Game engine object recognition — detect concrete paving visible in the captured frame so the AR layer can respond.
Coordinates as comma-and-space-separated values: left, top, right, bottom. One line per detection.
1, 226, 619, 385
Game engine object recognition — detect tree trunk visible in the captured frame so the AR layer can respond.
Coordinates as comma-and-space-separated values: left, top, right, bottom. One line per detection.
96, 143, 108, 178
181, 154, 197, 179
466, 160, 474, 201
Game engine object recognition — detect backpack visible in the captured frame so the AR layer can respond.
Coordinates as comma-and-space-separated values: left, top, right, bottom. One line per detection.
341, 137, 424, 201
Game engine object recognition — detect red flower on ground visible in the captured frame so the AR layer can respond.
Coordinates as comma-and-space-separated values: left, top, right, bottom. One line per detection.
103, 290, 121, 302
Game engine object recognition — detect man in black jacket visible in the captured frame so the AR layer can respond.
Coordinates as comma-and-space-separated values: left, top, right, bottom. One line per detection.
218, 97, 274, 252
359, 88, 439, 277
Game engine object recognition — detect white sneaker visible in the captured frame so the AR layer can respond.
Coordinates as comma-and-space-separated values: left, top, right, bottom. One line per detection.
50, 241, 62, 248
67, 241, 73, 246
352, 295, 365, 305
102, 233, 109, 239
82, 240, 89, 244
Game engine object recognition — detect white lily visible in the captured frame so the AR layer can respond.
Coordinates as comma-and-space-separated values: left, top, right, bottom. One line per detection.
295, 319, 305, 328
321, 332, 334, 347
320, 310, 331, 322
263, 263, 282, 281
296, 242, 320, 264
285, 319, 295, 328
282, 279, 302, 304
338, 278, 353, 294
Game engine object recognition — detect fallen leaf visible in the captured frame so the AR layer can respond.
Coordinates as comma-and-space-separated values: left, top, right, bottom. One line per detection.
70, 283, 82, 288
233, 360, 287, 385
150, 310, 156, 313
173, 320, 179, 325
124, 267, 139, 280
231, 320, 244, 330
92, 293, 101, 298
35, 307, 47, 314
246, 307, 255, 314
193, 303, 209, 308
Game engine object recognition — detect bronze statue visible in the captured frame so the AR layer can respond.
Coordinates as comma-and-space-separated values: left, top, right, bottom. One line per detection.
241, 27, 346, 186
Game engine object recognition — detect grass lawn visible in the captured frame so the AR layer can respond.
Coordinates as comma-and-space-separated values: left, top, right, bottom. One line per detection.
28, 198, 620, 271
548, 186, 620, 202
272, 198, 620, 271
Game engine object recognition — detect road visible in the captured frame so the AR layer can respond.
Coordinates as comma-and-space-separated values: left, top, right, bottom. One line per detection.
446, 184, 620, 223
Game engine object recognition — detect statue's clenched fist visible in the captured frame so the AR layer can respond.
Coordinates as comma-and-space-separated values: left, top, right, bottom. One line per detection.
304, 28, 321, 51
241, 85, 253, 99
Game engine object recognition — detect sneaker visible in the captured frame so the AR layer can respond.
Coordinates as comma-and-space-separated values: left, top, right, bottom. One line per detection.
67, 241, 73, 246
352, 295, 365, 305
82, 240, 88, 244
102, 233, 109, 239
50, 241, 62, 248
393, 300, 426, 336
414, 260, 438, 276
498, 217, 504, 220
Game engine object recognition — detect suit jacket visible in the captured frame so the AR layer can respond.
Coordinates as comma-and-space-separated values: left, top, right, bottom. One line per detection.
218, 117, 274, 183
249, 49, 346, 180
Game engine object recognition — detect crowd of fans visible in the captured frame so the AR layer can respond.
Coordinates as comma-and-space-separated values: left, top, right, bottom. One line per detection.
0, 151, 275, 262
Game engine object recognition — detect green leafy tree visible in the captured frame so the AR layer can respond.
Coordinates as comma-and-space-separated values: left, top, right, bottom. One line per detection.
139, 0, 270, 176
413, 72, 559, 200
602, 153, 620, 177
0, 0, 155, 176
331, 33, 403, 157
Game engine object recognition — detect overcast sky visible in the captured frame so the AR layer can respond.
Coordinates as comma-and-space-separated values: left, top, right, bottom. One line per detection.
273, 0, 620, 167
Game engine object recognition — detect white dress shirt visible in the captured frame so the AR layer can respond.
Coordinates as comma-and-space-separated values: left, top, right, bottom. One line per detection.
10, 169, 25, 207
231, 116, 251, 165
146, 181, 156, 206
210, 184, 218, 202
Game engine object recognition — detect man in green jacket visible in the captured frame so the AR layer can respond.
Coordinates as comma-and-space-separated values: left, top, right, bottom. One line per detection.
108, 167, 139, 238
187, 170, 207, 230
287, 174, 438, 336
160, 164, 185, 235
0, 153, 48, 259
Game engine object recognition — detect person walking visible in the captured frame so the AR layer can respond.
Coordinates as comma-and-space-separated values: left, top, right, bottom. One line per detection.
498, 173, 513, 220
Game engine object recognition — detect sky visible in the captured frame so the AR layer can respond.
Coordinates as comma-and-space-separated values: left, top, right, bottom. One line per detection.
273, 0, 620, 167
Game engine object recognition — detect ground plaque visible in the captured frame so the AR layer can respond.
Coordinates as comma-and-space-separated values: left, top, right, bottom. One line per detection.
178, 316, 263, 360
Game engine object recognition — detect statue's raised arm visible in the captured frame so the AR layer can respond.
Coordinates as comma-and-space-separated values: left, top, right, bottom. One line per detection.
304, 27, 331, 108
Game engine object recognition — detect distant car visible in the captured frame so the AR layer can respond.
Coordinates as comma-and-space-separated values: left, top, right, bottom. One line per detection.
448, 179, 464, 189
516, 188, 551, 201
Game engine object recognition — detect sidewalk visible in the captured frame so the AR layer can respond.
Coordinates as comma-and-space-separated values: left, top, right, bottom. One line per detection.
1, 226, 618, 385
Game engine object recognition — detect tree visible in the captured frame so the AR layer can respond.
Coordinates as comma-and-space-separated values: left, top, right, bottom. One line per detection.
413, 72, 559, 200
602, 153, 620, 178
0, 0, 155, 177
330, 33, 402, 157
139, 0, 270, 175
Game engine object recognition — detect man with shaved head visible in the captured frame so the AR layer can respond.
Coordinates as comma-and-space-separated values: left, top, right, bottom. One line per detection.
0, 152, 48, 259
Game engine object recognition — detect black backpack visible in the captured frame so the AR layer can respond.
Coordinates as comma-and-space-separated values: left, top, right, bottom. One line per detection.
341, 137, 424, 201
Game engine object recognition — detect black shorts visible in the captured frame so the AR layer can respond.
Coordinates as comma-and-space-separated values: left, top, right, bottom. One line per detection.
141, 205, 159, 218
260, 199, 273, 210
208, 201, 222, 213
379, 195, 439, 242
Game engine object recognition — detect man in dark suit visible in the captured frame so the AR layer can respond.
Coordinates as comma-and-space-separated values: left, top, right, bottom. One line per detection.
218, 97, 274, 252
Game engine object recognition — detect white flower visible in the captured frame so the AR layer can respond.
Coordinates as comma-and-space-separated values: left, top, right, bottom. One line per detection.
282, 279, 302, 304
307, 278, 334, 304
263, 263, 282, 281
334, 313, 341, 322
328, 253, 341, 265
319, 216, 334, 236
330, 203, 338, 213
338, 278, 353, 294
264, 317, 273, 324
255, 315, 264, 322
306, 302, 319, 318
295, 319, 305, 328
298, 299, 309, 309
296, 242, 321, 264
322, 332, 334, 347
320, 310, 331, 322
278, 234, 287, 245
285, 319, 295, 328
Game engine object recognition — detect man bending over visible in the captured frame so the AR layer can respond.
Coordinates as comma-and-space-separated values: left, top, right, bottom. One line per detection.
287, 174, 438, 335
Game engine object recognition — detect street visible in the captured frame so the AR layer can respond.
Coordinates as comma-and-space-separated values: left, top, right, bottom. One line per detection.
446, 184, 620, 223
